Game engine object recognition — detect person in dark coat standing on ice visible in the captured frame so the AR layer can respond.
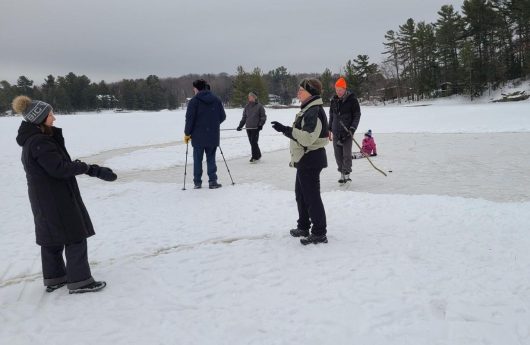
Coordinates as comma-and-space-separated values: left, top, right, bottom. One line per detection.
13, 95, 116, 294
329, 77, 361, 185
237, 91, 267, 163
184, 79, 227, 189
271, 79, 330, 245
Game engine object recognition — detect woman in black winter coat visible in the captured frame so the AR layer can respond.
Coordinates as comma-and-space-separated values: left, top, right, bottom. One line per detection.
13, 95, 117, 294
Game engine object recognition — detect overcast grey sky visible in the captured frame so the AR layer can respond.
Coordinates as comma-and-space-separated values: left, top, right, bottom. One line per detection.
0, 0, 464, 84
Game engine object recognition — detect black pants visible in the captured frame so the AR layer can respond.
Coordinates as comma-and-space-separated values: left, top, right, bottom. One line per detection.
246, 129, 261, 160
295, 168, 327, 236
41, 239, 94, 290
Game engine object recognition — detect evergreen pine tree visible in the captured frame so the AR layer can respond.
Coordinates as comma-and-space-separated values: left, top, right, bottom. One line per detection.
415, 22, 438, 98
382, 30, 402, 102
398, 18, 418, 100
167, 93, 178, 110
266, 66, 297, 105
41, 75, 57, 106
0, 81, 16, 114
462, 0, 501, 90
343, 60, 358, 94
353, 55, 379, 100
249, 67, 268, 104
436, 5, 465, 94
17, 76, 34, 97
231, 66, 251, 107
320, 68, 334, 105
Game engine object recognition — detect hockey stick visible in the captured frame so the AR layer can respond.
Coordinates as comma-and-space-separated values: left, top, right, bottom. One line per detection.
339, 121, 387, 177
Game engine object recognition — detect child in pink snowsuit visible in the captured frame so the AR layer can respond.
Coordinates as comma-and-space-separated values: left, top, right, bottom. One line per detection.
353, 129, 377, 159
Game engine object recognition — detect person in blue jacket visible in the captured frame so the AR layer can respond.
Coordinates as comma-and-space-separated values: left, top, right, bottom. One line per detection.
184, 79, 227, 189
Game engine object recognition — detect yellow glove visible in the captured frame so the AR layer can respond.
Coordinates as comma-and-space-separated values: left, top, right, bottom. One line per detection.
184, 135, 191, 144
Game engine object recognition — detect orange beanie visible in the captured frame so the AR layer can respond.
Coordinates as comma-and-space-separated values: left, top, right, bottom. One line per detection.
335, 77, 347, 89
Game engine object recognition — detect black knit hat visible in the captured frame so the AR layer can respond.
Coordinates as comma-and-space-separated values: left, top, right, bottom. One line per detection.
193, 79, 207, 91
300, 78, 322, 96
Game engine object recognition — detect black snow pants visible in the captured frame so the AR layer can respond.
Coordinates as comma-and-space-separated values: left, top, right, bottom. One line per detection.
41, 239, 94, 290
295, 168, 327, 236
246, 129, 262, 160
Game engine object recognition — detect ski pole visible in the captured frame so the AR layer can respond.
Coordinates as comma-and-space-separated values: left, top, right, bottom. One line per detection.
220, 127, 258, 131
339, 121, 387, 177
182, 141, 189, 190
218, 145, 235, 185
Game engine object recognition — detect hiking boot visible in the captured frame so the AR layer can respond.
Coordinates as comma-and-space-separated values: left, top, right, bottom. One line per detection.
290, 228, 309, 237
194, 184, 202, 189
69, 281, 106, 294
338, 173, 346, 184
344, 174, 351, 182
209, 182, 222, 189
249, 158, 256, 163
300, 234, 328, 245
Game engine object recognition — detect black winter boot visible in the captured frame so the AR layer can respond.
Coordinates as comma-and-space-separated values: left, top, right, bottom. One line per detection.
290, 228, 310, 237
69, 281, 107, 294
46, 282, 66, 293
209, 182, 222, 189
300, 234, 328, 245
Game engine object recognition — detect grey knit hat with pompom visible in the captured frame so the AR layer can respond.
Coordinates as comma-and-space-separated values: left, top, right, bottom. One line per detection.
23, 101, 52, 124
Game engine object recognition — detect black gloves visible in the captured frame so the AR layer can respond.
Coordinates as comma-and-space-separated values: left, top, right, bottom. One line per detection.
236, 126, 243, 131
87, 164, 117, 182
271, 121, 288, 133
257, 125, 263, 131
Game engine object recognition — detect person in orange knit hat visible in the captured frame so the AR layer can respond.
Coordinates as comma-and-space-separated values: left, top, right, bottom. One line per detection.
335, 77, 347, 89
328, 77, 361, 185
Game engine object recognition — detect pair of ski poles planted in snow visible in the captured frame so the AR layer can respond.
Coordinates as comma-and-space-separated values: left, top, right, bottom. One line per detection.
181, 142, 235, 190
181, 127, 258, 190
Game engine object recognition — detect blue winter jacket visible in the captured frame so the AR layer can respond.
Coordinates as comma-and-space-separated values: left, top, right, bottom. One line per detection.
184, 90, 227, 147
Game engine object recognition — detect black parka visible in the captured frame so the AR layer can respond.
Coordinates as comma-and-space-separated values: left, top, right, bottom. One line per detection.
16, 121, 95, 246
329, 92, 361, 137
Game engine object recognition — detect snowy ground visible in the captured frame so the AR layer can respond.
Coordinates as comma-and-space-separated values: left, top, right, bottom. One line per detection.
1, 100, 530, 345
